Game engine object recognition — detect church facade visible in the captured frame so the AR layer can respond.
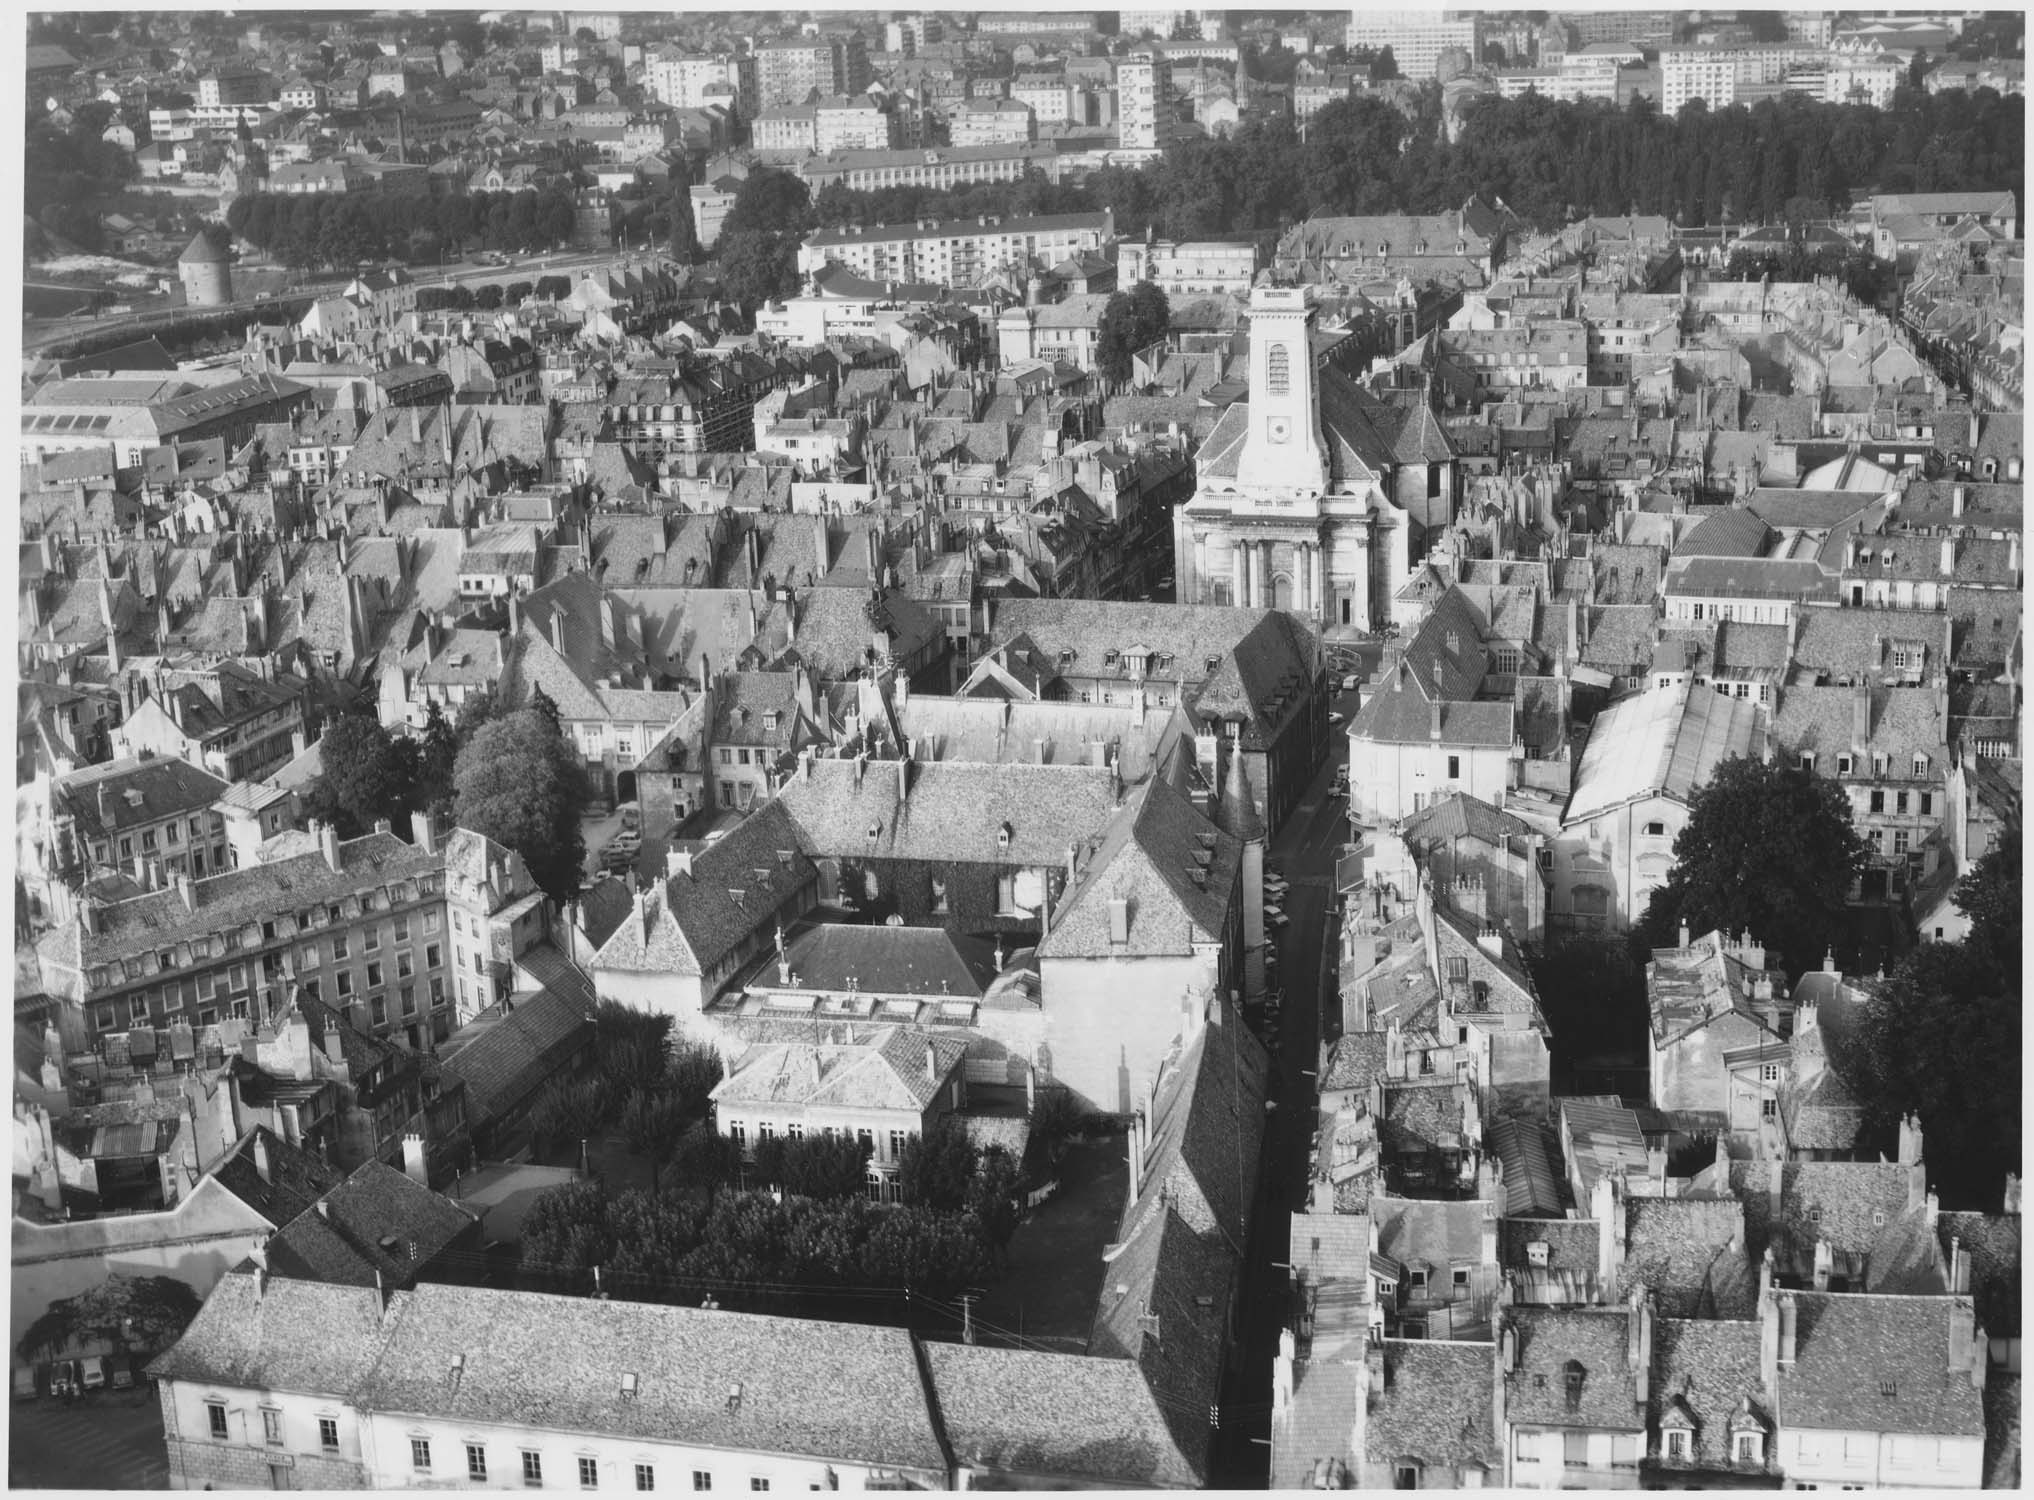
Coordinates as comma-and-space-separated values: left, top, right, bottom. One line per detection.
1173, 287, 1455, 633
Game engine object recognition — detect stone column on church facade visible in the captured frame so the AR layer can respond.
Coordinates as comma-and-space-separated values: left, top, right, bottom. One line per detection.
1232, 537, 1247, 608
1310, 542, 1325, 624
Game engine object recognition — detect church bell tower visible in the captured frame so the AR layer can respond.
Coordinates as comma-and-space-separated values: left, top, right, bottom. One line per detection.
1236, 287, 1328, 497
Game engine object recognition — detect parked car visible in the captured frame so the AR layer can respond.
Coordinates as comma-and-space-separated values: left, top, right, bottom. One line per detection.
617, 801, 642, 832
80, 1356, 107, 1393
48, 1361, 76, 1399
1342, 674, 1360, 691
110, 1358, 135, 1391
13, 1364, 37, 1401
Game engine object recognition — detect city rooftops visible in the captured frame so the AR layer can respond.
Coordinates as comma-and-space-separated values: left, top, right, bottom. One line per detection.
807, 210, 1111, 248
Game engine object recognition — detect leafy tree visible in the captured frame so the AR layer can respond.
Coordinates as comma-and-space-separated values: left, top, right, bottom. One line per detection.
861, 1204, 995, 1296
667, 1122, 743, 1200
528, 682, 564, 739
720, 168, 811, 239
772, 1135, 873, 1200
17, 1275, 202, 1360
966, 1144, 1023, 1249
1369, 44, 1400, 81
1855, 937, 2018, 1208
1951, 838, 2019, 973
304, 711, 415, 837
415, 699, 459, 820
715, 228, 800, 311
1631, 756, 1867, 979
518, 1180, 613, 1273
896, 1119, 979, 1212
453, 707, 589, 905
452, 682, 501, 747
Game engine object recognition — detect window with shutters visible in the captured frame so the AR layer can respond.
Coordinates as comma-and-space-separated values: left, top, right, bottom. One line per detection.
1266, 343, 1290, 396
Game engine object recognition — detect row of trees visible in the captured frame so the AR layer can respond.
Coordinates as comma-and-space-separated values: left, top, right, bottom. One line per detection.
518, 1120, 1023, 1307
414, 275, 574, 313
224, 184, 581, 271
760, 84, 2018, 267
527, 1004, 725, 1180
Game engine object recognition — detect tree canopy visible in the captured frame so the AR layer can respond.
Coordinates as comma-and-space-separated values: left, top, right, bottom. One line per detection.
452, 706, 588, 905
1632, 755, 1868, 979
17, 1275, 202, 1361
1854, 895, 2019, 1208
1094, 280, 1171, 386
304, 711, 419, 838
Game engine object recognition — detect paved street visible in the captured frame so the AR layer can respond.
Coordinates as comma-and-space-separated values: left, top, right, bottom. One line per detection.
9, 1387, 168, 1490
1213, 677, 1359, 1483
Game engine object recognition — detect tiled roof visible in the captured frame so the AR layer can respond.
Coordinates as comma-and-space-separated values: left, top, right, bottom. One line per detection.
1364, 1340, 1500, 1469
758, 924, 1002, 1000
1319, 1031, 1389, 1098
1779, 1292, 1985, 1437
1502, 1305, 1644, 1431
921, 1343, 1198, 1489
147, 1267, 389, 1392
436, 984, 594, 1129
712, 1030, 969, 1114
1370, 1197, 1489, 1274
1938, 1210, 2021, 1338
1399, 793, 1534, 851
775, 756, 1121, 869
1674, 507, 1775, 560
1498, 1217, 1599, 1276
1770, 684, 1947, 767
1647, 1317, 1769, 1471
1565, 681, 1762, 826
357, 1284, 950, 1472
1623, 1197, 1756, 1318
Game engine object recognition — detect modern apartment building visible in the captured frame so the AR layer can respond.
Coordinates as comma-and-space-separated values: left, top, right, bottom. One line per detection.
797, 210, 1114, 288
1344, 9, 1478, 79
1116, 50, 1172, 150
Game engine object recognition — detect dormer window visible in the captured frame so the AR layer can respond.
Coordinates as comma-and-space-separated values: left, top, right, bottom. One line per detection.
1837, 754, 1853, 776
1526, 1241, 1549, 1268
1665, 1428, 1691, 1461
1799, 753, 1816, 773
1912, 754, 1928, 776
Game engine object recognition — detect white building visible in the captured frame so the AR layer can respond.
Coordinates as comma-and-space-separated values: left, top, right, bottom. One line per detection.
950, 98, 1036, 147
1116, 235, 1260, 298
815, 94, 893, 153
1116, 51, 1172, 151
798, 210, 1113, 288
151, 1271, 954, 1492
646, 51, 755, 117
1344, 9, 1478, 80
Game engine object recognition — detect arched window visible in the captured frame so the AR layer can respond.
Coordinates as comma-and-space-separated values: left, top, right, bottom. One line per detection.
1266, 343, 1290, 397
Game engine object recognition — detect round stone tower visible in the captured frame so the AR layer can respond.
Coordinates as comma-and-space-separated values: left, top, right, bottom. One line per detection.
178, 230, 232, 308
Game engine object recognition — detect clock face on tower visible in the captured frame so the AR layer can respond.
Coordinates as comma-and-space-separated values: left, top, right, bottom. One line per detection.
1268, 417, 1290, 444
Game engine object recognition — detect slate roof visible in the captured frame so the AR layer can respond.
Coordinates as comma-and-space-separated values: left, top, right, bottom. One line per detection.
147, 1268, 389, 1392
1319, 1031, 1389, 1099
1503, 1305, 1644, 1431
1778, 1292, 1986, 1437
53, 754, 229, 840
207, 1126, 345, 1226
757, 924, 1002, 999
1365, 1339, 1500, 1470
1270, 1359, 1363, 1491
1399, 793, 1534, 851
265, 1161, 475, 1288
1038, 772, 1238, 960
1499, 1217, 1600, 1276
921, 1343, 1198, 1489
357, 1284, 950, 1472
1487, 1116, 1565, 1219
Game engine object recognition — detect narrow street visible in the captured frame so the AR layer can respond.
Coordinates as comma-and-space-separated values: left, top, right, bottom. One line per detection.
1214, 674, 1361, 1484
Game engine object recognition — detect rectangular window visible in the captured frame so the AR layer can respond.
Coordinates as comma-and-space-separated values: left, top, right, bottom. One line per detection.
208, 1402, 229, 1440
1563, 1431, 1589, 1465
523, 1452, 544, 1487
394, 914, 410, 942
580, 1456, 600, 1489
413, 1439, 432, 1472
692, 1475, 712, 1492
1920, 793, 1934, 816
364, 927, 380, 952
398, 951, 414, 979
749, 1482, 770, 1493
636, 1466, 656, 1492
1895, 791, 1909, 815
468, 1445, 488, 1481
370, 995, 385, 1024
367, 961, 383, 988
427, 944, 443, 969
319, 1418, 339, 1452
262, 1407, 284, 1446
332, 935, 348, 961
425, 911, 440, 934
1870, 790, 1885, 814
